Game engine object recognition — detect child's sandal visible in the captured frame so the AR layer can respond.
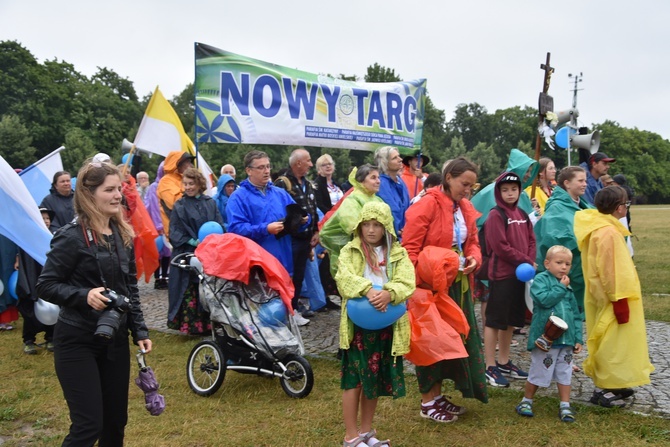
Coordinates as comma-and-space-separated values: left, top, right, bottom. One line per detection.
435, 395, 467, 415
559, 406, 576, 423
420, 400, 458, 423
343, 436, 370, 447
360, 429, 390, 447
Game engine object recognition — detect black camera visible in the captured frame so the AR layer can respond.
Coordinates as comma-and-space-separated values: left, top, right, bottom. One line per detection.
95, 289, 130, 342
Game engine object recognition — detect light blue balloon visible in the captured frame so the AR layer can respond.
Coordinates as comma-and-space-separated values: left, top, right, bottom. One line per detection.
346, 285, 406, 330
7, 270, 19, 300
259, 298, 288, 327
122, 153, 134, 165
555, 126, 577, 149
70, 177, 77, 190
155, 235, 165, 252
516, 263, 536, 282
198, 221, 224, 241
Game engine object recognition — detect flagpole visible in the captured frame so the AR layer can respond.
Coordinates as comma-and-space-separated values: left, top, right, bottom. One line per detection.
18, 146, 65, 176
193, 42, 199, 169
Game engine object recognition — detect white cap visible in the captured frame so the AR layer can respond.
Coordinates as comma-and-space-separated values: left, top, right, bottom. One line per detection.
93, 152, 112, 163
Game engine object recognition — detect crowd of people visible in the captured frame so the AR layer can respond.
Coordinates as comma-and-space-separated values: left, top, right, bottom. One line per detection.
0, 146, 653, 447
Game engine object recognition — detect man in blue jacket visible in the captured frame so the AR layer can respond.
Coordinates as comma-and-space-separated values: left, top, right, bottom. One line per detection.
226, 151, 310, 326
579, 152, 615, 205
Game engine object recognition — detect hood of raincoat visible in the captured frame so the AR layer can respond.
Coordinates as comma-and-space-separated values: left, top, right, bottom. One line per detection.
155, 161, 165, 182
163, 151, 189, 175
353, 201, 397, 241
216, 174, 236, 197
574, 208, 630, 252
348, 167, 377, 197
507, 148, 540, 189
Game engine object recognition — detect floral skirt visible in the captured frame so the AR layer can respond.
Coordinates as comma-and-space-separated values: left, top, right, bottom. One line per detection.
341, 325, 405, 400
415, 277, 489, 403
167, 283, 211, 335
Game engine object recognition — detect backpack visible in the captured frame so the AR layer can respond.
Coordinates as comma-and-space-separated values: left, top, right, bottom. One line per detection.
475, 206, 529, 281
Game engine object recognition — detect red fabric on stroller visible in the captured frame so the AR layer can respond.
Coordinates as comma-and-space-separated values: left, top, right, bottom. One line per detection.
195, 234, 295, 314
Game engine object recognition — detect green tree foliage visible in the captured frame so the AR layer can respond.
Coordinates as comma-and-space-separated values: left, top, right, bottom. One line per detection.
0, 114, 36, 168
0, 41, 142, 172
2, 41, 669, 202
593, 120, 670, 203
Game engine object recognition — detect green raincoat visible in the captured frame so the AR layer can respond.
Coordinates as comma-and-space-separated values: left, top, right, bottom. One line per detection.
534, 186, 592, 314
320, 168, 383, 277
471, 149, 540, 227
335, 201, 415, 357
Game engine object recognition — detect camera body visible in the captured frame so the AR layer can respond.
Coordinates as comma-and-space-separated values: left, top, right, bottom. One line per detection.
95, 289, 130, 342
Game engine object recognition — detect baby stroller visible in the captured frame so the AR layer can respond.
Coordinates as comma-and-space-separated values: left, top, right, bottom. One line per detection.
171, 238, 314, 399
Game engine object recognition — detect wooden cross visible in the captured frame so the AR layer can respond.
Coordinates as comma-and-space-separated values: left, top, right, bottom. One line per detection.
531, 52, 555, 201
540, 53, 554, 94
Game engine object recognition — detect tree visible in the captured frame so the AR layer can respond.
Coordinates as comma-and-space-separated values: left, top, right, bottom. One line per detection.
0, 114, 36, 169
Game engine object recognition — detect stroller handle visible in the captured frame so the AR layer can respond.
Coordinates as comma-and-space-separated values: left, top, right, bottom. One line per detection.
170, 253, 203, 275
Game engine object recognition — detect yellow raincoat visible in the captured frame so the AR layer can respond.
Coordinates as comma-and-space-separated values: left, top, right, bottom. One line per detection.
574, 209, 654, 389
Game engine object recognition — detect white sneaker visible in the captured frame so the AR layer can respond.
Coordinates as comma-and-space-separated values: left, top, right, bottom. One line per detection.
293, 312, 310, 326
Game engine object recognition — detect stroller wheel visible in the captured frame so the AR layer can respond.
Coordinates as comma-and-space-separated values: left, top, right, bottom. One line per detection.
187, 340, 226, 396
279, 354, 314, 399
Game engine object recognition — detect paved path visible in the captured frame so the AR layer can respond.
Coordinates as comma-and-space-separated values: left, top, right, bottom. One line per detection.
139, 281, 670, 418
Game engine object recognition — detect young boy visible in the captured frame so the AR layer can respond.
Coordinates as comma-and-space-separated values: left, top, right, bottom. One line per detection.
16, 207, 56, 354
515, 245, 583, 421
483, 172, 536, 387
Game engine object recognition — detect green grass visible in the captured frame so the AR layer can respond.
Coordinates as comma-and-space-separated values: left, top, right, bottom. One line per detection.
1, 329, 670, 446
1, 205, 669, 446
632, 205, 670, 321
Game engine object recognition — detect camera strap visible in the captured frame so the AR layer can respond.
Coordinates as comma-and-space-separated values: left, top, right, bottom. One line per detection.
81, 224, 110, 290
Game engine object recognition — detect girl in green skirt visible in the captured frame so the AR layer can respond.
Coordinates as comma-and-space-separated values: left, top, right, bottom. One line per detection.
335, 202, 415, 447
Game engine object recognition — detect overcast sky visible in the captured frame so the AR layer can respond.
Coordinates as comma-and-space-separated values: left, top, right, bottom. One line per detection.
2, 0, 668, 142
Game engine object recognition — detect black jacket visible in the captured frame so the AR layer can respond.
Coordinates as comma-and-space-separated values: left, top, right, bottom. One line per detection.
39, 188, 75, 232
274, 170, 318, 238
36, 221, 149, 343
313, 174, 341, 214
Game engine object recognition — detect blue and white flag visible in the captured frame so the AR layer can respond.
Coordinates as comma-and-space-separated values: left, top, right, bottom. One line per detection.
19, 146, 65, 204
0, 155, 53, 265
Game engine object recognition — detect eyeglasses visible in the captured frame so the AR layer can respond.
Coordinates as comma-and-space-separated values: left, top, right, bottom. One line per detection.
619, 201, 631, 209
247, 164, 272, 171
320, 163, 334, 167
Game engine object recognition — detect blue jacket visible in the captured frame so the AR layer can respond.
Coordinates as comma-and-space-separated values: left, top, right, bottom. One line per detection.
226, 179, 296, 276
580, 162, 601, 205
214, 174, 236, 231
377, 173, 410, 236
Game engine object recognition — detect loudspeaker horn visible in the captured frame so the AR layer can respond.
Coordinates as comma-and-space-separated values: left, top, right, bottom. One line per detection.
556, 108, 579, 126
570, 130, 600, 154
121, 138, 135, 153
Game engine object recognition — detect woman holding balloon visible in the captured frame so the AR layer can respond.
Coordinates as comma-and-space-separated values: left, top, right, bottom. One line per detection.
335, 201, 415, 447
167, 168, 223, 335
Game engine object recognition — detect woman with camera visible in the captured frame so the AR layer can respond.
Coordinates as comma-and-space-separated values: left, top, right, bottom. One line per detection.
37, 160, 152, 447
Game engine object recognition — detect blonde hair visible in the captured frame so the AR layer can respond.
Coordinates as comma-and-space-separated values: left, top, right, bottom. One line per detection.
356, 219, 390, 274
545, 245, 572, 261
74, 160, 134, 247
316, 154, 334, 175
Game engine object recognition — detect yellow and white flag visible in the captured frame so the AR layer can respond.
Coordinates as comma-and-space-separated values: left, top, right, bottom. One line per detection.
134, 87, 216, 193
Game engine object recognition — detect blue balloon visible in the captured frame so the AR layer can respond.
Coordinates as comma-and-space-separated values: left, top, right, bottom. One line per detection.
555, 126, 577, 149
198, 221, 224, 242
346, 285, 407, 330
155, 235, 165, 252
259, 298, 288, 327
7, 270, 19, 301
122, 153, 134, 165
516, 263, 536, 282
70, 177, 77, 190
